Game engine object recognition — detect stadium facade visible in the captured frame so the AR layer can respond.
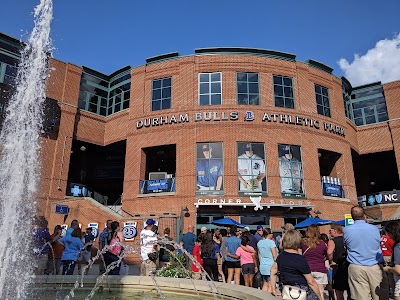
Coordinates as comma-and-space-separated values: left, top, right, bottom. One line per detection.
1, 32, 400, 249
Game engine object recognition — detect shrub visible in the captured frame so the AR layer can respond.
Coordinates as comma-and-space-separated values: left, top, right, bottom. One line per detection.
156, 253, 192, 278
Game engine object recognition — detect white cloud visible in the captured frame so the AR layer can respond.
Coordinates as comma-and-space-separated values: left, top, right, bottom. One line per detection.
338, 34, 400, 87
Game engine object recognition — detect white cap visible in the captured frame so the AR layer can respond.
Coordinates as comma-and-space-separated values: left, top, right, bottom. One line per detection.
244, 226, 250, 231
201, 226, 207, 232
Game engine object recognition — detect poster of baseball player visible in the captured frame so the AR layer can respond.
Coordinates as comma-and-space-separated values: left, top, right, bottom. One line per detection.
196, 142, 224, 195
278, 144, 305, 198
237, 142, 267, 196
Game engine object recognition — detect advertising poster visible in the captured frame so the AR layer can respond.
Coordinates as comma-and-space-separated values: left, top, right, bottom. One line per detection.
237, 142, 267, 196
196, 142, 224, 195
278, 144, 305, 198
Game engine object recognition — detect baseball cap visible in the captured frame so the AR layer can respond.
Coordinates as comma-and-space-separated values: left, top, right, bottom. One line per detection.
257, 225, 263, 230
201, 226, 207, 232
243, 226, 250, 232
146, 218, 156, 226
244, 143, 252, 151
282, 145, 291, 155
202, 144, 210, 151
281, 223, 295, 230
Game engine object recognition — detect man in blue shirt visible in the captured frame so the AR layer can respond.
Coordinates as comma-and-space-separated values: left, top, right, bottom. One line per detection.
196, 144, 223, 191
181, 225, 197, 269
343, 206, 389, 300
224, 226, 242, 285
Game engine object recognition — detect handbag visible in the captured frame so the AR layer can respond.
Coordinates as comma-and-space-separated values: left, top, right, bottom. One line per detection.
252, 271, 263, 289
148, 251, 159, 262
282, 285, 307, 300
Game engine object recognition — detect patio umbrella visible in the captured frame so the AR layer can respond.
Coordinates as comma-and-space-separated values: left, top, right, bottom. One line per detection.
332, 219, 345, 226
294, 217, 332, 229
210, 217, 245, 228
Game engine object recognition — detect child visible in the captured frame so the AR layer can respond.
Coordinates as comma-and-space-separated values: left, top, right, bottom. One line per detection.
192, 237, 203, 280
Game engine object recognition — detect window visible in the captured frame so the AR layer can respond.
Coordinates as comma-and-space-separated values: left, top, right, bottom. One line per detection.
199, 72, 222, 106
78, 70, 130, 117
237, 142, 267, 196
278, 144, 305, 198
152, 77, 171, 111
237, 72, 259, 105
196, 142, 224, 195
342, 82, 353, 121
273, 75, 294, 108
351, 85, 388, 126
240, 213, 270, 229
315, 84, 331, 117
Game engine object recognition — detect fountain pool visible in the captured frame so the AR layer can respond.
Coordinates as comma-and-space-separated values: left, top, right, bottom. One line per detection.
30, 276, 274, 300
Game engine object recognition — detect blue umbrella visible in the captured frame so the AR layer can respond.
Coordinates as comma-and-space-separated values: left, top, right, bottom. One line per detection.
332, 219, 345, 226
294, 217, 332, 229
210, 217, 245, 228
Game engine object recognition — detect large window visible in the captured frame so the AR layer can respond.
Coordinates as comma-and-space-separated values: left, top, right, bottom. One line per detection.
152, 77, 171, 111
0, 53, 19, 86
278, 144, 305, 198
196, 142, 224, 195
351, 85, 388, 126
237, 142, 267, 196
199, 72, 222, 106
237, 72, 260, 105
315, 84, 331, 117
273, 75, 294, 109
78, 70, 130, 117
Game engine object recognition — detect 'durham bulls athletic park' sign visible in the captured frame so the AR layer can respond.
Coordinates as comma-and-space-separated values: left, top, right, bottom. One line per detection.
136, 111, 345, 137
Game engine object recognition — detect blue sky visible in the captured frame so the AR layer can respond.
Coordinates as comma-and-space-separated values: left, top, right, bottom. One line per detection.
1, 0, 399, 86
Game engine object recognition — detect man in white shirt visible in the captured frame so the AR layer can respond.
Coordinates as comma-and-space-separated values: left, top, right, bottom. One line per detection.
140, 218, 158, 276
238, 143, 266, 192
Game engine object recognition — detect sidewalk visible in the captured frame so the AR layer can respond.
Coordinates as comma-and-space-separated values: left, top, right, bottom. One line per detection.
80, 262, 141, 276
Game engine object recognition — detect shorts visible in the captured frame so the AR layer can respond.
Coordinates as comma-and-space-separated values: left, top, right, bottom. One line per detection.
78, 250, 91, 263
241, 263, 255, 275
332, 265, 349, 291
311, 271, 328, 285
225, 261, 241, 269
262, 274, 271, 281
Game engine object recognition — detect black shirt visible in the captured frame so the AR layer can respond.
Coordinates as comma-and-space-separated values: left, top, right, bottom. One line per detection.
277, 250, 311, 286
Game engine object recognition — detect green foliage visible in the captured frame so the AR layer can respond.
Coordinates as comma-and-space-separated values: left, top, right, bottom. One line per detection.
156, 254, 193, 279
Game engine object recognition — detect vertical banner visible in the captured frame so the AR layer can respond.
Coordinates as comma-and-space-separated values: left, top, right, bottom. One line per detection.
88, 223, 99, 238
278, 144, 305, 198
237, 142, 267, 196
196, 142, 224, 195
123, 221, 138, 241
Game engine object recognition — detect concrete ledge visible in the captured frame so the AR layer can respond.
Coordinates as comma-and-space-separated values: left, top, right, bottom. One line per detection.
33, 275, 278, 299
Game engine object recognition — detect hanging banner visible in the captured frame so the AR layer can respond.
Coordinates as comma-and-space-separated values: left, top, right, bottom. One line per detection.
88, 223, 99, 238
123, 221, 137, 241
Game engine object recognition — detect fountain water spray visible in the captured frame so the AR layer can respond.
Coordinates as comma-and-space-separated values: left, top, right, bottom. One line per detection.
0, 0, 53, 299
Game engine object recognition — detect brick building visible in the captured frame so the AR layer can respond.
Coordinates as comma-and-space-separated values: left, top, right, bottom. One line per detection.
1, 32, 400, 249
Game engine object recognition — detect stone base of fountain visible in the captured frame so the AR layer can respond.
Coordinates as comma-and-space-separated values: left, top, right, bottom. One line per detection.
32, 275, 277, 299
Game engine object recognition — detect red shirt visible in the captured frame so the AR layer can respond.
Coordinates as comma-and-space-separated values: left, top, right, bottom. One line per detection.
381, 234, 394, 256
192, 244, 203, 272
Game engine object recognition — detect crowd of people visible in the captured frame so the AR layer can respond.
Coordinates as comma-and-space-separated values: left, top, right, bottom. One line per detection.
33, 206, 400, 300
33, 217, 125, 276
180, 206, 400, 300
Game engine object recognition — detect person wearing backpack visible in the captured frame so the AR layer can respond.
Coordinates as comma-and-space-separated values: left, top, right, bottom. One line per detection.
103, 221, 124, 275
